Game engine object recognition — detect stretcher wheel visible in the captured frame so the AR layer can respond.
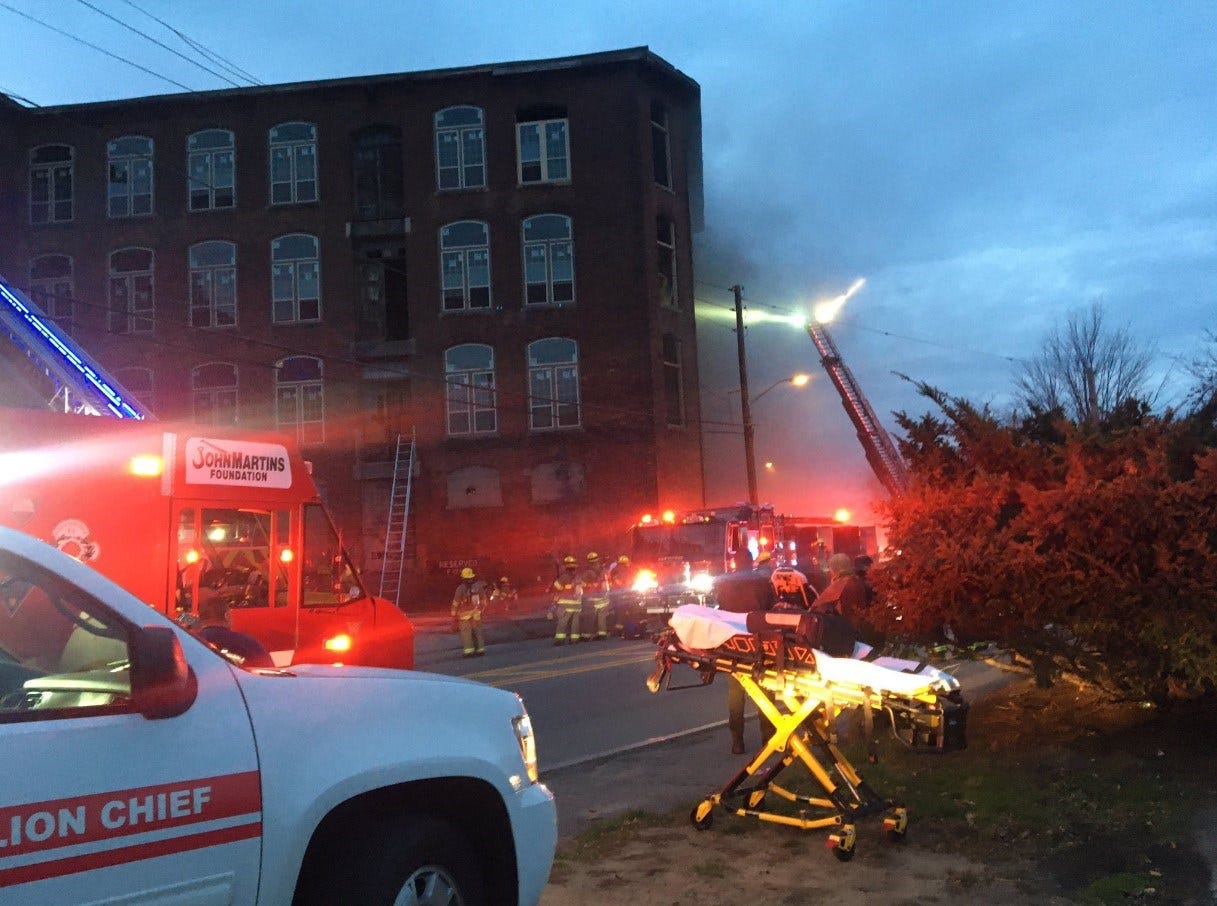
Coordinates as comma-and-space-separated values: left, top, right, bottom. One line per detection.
826, 824, 856, 862
690, 801, 714, 831
883, 807, 909, 838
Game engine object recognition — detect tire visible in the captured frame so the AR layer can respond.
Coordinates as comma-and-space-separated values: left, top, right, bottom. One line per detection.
354, 816, 486, 906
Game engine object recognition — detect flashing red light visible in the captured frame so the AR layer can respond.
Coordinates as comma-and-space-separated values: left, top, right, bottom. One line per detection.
279, 548, 294, 563
662, 510, 676, 524
759, 536, 771, 548
639, 513, 654, 525
833, 508, 852, 523
324, 633, 353, 654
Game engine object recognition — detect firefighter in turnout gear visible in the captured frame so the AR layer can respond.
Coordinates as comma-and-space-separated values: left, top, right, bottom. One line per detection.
580, 552, 611, 641
552, 556, 585, 645
606, 554, 636, 635
451, 566, 488, 657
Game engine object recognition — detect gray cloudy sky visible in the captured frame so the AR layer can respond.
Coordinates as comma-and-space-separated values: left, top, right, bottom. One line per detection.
5, 0, 1214, 523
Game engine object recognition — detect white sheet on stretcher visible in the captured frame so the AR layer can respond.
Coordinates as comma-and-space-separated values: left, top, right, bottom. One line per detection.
668, 604, 959, 695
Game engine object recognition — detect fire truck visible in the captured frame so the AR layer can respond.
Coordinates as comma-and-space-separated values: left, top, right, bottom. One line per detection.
617, 504, 785, 634
0, 272, 412, 668
0, 409, 415, 669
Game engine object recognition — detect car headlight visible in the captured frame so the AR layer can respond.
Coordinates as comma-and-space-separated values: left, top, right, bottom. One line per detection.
511, 711, 539, 786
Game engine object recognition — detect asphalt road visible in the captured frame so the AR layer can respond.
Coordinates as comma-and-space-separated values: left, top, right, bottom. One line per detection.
412, 611, 1020, 839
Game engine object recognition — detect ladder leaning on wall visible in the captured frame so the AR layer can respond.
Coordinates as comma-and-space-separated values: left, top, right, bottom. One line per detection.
378, 429, 416, 607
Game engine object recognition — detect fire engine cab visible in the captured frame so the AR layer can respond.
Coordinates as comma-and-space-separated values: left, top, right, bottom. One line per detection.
0, 408, 413, 669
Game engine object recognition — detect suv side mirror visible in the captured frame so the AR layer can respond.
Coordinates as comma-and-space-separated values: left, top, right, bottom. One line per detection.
130, 626, 198, 719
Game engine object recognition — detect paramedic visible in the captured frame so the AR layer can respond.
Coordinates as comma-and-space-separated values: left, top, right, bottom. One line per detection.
552, 556, 585, 645
580, 552, 611, 641
713, 548, 777, 754
193, 595, 275, 669
450, 567, 488, 658
813, 553, 868, 624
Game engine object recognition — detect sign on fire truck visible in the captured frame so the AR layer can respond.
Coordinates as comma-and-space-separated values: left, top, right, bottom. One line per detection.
0, 408, 413, 669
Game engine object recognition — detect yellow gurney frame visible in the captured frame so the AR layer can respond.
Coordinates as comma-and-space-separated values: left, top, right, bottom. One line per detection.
646, 624, 968, 860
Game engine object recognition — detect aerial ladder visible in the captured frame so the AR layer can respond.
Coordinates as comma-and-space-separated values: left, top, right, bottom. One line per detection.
0, 272, 148, 419
807, 322, 910, 496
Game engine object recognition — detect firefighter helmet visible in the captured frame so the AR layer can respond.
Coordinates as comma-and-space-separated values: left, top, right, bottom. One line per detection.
617, 555, 630, 564
499, 576, 510, 584
562, 555, 577, 566
460, 567, 476, 579
756, 551, 772, 564
586, 551, 600, 563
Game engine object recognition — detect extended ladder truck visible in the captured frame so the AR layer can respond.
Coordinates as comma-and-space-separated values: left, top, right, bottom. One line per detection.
806, 322, 910, 497
0, 272, 414, 668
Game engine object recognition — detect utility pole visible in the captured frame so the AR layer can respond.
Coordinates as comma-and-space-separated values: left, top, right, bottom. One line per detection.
733, 284, 759, 506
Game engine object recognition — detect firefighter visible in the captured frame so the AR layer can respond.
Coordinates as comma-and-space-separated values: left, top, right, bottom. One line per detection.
552, 556, 584, 645
489, 575, 518, 614
450, 566, 488, 658
753, 549, 776, 579
581, 552, 611, 641
606, 554, 635, 635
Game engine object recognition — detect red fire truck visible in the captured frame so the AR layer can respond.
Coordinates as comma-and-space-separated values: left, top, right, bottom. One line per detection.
0, 408, 414, 669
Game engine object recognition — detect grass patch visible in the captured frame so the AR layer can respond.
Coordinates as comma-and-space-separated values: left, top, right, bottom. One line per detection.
554, 808, 674, 864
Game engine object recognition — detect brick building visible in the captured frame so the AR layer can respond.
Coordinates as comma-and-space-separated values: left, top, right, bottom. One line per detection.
0, 48, 706, 603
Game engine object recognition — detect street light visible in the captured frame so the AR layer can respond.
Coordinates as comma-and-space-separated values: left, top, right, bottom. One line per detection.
730, 373, 810, 506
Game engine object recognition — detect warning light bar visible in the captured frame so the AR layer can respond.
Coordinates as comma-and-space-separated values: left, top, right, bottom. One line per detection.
0, 274, 148, 419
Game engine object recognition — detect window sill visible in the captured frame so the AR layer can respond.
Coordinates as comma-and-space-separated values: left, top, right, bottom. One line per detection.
436, 185, 488, 196
517, 179, 573, 189
524, 301, 576, 312
440, 307, 495, 316
269, 199, 322, 210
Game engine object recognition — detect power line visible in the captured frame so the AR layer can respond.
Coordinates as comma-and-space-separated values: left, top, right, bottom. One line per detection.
73, 0, 246, 88
118, 0, 263, 86
0, 1, 197, 92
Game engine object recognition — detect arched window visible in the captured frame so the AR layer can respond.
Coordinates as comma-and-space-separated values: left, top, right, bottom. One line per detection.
522, 214, 574, 306
445, 344, 496, 436
30, 144, 73, 223
191, 362, 238, 425
188, 241, 237, 328
352, 125, 402, 219
28, 254, 73, 322
108, 248, 154, 335
439, 221, 491, 312
435, 106, 486, 190
527, 338, 580, 430
662, 333, 684, 427
271, 234, 321, 322
113, 367, 154, 417
269, 122, 318, 204
187, 129, 235, 210
276, 356, 324, 444
108, 136, 154, 217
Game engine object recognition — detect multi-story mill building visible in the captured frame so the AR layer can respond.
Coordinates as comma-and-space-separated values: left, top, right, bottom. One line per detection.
0, 47, 706, 601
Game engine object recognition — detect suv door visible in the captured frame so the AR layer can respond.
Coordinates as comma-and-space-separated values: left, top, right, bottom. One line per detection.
0, 545, 262, 904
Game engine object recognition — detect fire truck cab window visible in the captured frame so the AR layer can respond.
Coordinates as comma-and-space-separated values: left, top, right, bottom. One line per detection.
176, 508, 288, 613
303, 504, 363, 607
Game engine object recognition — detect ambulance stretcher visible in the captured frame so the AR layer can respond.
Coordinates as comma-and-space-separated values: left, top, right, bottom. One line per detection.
645, 604, 968, 860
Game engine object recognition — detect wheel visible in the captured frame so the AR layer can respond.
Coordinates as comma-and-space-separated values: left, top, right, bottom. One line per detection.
883, 807, 909, 839
826, 824, 856, 862
690, 801, 714, 831
352, 816, 486, 906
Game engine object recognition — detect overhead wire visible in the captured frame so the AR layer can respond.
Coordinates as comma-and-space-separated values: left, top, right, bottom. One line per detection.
118, 0, 264, 86
72, 0, 247, 89
0, 1, 197, 93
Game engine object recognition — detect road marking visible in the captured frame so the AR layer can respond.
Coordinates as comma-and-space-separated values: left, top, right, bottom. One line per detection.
467, 650, 655, 685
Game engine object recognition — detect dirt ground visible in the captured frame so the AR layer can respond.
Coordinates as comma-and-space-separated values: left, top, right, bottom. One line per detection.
539, 673, 1217, 905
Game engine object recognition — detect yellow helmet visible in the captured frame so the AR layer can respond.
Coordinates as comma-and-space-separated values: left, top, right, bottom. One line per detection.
586, 551, 600, 562
499, 576, 510, 584
562, 555, 577, 566
460, 567, 476, 579
617, 555, 630, 564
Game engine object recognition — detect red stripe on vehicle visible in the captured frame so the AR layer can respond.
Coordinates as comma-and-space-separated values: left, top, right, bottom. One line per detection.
0, 771, 260, 858
0, 820, 261, 888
